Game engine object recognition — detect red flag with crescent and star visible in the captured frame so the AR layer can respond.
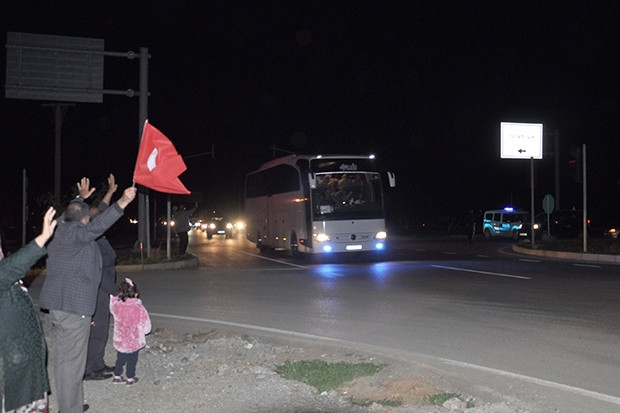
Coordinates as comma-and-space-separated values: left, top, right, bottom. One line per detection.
133, 120, 191, 194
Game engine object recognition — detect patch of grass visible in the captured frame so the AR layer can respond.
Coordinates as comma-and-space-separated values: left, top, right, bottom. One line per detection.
424, 392, 460, 405
423, 392, 475, 408
351, 398, 403, 407
375, 398, 403, 407
275, 360, 385, 393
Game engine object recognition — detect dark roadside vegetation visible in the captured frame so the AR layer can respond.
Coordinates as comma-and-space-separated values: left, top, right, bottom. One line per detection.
519, 238, 620, 255
392, 217, 620, 256
114, 248, 193, 265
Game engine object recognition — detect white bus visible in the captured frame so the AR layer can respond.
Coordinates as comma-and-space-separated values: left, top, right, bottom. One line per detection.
245, 154, 395, 255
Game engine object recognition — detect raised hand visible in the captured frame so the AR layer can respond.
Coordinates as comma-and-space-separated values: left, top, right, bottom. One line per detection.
77, 177, 96, 199
117, 186, 137, 209
35, 206, 58, 247
106, 174, 118, 195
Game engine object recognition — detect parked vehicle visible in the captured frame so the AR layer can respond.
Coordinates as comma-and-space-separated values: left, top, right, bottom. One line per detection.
521, 209, 587, 241
603, 225, 618, 239
482, 208, 529, 240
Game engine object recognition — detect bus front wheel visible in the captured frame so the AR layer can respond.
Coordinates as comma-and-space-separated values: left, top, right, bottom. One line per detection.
289, 232, 299, 257
257, 232, 268, 253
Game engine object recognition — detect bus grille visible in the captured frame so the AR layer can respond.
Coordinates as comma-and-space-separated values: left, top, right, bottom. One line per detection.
332, 233, 372, 242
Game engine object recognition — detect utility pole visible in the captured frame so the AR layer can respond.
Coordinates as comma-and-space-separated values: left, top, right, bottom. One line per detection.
582, 144, 587, 253
42, 103, 73, 204
554, 130, 560, 211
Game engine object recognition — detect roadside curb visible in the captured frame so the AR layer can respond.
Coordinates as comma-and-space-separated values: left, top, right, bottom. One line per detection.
512, 244, 620, 264
116, 254, 200, 272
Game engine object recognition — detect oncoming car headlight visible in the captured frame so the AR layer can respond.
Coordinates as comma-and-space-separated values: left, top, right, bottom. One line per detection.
226, 223, 233, 229
533, 223, 540, 230
375, 230, 387, 240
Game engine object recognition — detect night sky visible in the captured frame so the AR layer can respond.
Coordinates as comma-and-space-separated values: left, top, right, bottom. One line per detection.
2, 2, 619, 233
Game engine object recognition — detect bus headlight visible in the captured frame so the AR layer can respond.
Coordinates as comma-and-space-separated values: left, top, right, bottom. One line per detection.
375, 230, 387, 240
315, 233, 331, 242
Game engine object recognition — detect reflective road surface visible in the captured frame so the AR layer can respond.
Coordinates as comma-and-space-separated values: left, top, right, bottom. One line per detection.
31, 230, 620, 411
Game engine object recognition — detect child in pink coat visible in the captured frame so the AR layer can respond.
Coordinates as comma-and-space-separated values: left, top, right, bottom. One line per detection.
109, 278, 151, 386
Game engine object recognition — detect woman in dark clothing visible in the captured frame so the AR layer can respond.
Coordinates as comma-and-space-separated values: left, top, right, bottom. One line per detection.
0, 207, 57, 412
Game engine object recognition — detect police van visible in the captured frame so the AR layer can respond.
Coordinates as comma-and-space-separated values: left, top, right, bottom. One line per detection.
482, 207, 529, 240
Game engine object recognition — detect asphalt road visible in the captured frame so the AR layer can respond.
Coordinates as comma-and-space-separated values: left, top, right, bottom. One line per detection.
30, 231, 620, 411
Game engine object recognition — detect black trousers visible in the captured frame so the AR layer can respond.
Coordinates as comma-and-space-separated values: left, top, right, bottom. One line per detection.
85, 293, 110, 375
114, 350, 139, 379
178, 231, 189, 254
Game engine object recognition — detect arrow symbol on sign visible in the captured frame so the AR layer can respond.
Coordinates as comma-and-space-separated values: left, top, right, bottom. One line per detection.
518, 149, 527, 153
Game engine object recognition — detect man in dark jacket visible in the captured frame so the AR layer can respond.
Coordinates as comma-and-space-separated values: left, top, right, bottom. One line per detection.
39, 179, 136, 413
83, 174, 120, 381
173, 204, 195, 255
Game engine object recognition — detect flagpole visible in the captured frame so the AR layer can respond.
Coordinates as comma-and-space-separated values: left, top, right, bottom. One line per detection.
137, 47, 150, 257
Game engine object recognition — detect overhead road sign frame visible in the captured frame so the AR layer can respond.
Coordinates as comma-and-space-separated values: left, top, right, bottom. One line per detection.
5, 32, 105, 103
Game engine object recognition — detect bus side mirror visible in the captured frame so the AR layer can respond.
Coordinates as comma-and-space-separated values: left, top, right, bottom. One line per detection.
308, 172, 317, 189
387, 171, 396, 187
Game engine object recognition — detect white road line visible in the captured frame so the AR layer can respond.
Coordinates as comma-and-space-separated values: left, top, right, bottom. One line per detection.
432, 264, 531, 280
573, 263, 601, 268
150, 313, 348, 343
150, 313, 619, 406
238, 251, 310, 269
440, 358, 620, 406
519, 258, 541, 263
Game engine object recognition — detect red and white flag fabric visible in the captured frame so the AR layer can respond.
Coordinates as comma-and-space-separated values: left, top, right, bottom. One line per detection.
133, 120, 191, 194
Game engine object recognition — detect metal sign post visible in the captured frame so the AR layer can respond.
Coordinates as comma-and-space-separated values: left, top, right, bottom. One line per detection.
542, 194, 555, 241
530, 158, 536, 247
582, 144, 587, 253
500, 122, 543, 247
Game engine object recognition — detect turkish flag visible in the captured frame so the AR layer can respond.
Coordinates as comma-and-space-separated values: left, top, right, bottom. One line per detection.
133, 121, 191, 194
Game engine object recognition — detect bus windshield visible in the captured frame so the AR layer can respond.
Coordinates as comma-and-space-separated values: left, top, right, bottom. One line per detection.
311, 172, 383, 220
